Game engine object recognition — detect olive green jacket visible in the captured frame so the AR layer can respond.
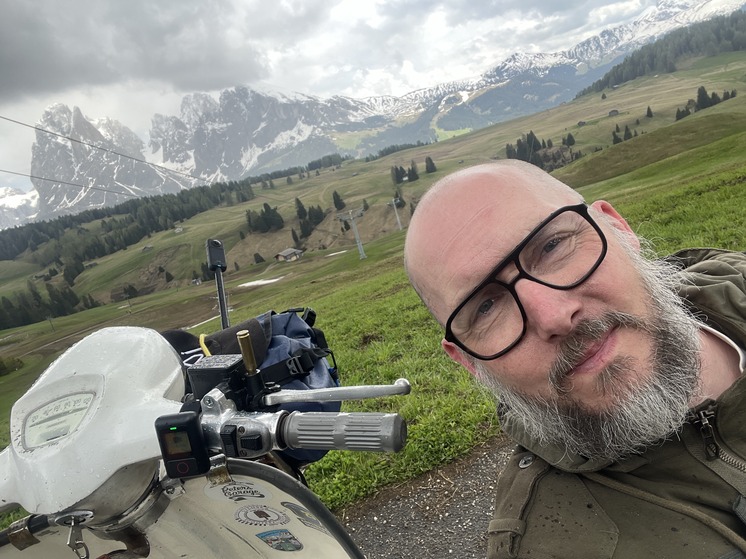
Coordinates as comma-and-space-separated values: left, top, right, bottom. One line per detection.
488, 249, 746, 559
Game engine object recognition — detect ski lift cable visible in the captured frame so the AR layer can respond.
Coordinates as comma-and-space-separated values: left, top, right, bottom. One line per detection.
0, 114, 206, 184
0, 168, 138, 198
0, 167, 249, 218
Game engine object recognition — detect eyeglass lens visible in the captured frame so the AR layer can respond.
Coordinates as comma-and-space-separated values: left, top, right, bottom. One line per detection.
449, 207, 605, 359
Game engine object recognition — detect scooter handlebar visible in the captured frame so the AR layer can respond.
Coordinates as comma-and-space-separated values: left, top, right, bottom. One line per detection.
281, 411, 407, 453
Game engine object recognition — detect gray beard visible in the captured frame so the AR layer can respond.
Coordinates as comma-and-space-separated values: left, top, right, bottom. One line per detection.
474, 242, 702, 462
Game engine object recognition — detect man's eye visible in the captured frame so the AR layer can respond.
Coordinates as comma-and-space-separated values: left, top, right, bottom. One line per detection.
542, 237, 562, 254
477, 298, 494, 316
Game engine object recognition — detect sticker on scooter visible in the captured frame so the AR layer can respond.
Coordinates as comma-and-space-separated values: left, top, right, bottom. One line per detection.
235, 504, 290, 526
205, 480, 271, 502
256, 529, 304, 551
281, 501, 330, 535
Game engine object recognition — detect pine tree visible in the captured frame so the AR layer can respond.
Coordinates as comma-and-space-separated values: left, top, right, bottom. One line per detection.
26, 280, 43, 311
407, 161, 419, 182
295, 198, 307, 220
506, 143, 517, 158
696, 86, 712, 111
425, 156, 437, 173
308, 205, 324, 226
262, 203, 284, 231
410, 160, 419, 178
646, 106, 653, 118
333, 191, 346, 211
675, 107, 691, 121
300, 219, 313, 238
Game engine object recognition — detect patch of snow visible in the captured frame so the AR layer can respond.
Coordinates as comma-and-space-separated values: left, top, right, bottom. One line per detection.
238, 276, 285, 287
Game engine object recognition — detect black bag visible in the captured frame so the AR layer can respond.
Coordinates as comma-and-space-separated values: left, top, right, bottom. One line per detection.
162, 307, 340, 464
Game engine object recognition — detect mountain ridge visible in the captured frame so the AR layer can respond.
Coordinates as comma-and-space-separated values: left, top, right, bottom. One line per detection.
1, 0, 744, 229
2, 47, 746, 318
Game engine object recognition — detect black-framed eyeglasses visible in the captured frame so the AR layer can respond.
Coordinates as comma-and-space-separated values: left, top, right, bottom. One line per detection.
444, 203, 608, 360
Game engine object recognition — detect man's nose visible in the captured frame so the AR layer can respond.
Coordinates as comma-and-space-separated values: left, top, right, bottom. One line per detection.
514, 278, 581, 341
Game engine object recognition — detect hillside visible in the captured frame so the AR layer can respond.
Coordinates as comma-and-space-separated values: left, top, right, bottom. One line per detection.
4, 2, 744, 229
1, 51, 746, 321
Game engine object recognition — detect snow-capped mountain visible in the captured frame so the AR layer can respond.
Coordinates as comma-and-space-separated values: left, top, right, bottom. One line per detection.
0, 187, 37, 230
29, 104, 201, 221
2, 0, 744, 228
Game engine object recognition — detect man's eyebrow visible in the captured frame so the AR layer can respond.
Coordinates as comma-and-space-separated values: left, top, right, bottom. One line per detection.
453, 250, 512, 308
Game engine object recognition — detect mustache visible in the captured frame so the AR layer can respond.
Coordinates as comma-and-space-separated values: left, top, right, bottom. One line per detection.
549, 311, 651, 392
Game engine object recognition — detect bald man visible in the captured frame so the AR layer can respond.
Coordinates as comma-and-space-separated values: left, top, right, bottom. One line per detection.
404, 160, 746, 558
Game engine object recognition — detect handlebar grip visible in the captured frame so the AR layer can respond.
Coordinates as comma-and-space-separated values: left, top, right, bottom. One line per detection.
282, 412, 407, 452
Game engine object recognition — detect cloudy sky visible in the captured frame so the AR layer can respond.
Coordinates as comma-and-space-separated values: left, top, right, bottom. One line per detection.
0, 0, 664, 191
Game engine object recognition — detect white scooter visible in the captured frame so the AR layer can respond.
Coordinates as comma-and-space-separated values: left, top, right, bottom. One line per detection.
0, 325, 409, 558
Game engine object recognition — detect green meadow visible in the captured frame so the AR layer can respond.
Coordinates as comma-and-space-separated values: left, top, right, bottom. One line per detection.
1, 52, 745, 518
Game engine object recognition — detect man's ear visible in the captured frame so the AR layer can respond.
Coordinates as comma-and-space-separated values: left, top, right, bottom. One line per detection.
589, 200, 640, 251
442, 339, 478, 376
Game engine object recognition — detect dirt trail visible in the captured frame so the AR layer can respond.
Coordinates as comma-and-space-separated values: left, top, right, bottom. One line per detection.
339, 435, 514, 558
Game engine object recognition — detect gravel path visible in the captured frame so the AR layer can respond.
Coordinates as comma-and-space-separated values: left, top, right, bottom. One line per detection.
338, 435, 514, 559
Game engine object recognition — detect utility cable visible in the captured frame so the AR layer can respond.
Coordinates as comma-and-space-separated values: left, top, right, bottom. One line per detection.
0, 167, 253, 218
0, 168, 138, 198
0, 114, 205, 185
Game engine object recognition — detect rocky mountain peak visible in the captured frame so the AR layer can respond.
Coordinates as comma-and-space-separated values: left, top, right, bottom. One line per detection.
2, 0, 744, 229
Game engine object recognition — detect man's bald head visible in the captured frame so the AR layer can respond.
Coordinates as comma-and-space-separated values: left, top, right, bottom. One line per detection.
404, 160, 583, 324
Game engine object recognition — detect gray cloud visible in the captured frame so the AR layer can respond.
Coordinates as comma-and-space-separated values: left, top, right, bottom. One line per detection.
0, 0, 661, 103
0, 0, 340, 101
0, 3, 118, 99
0, 0, 670, 192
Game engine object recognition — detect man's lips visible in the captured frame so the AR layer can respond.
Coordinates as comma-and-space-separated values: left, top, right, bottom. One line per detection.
567, 327, 617, 377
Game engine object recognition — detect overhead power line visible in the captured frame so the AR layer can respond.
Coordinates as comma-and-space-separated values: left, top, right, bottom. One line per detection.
0, 113, 252, 220
0, 168, 252, 219
0, 168, 138, 198
0, 114, 205, 184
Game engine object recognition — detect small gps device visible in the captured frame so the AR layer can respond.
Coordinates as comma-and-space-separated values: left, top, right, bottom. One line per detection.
155, 411, 211, 478
206, 239, 227, 272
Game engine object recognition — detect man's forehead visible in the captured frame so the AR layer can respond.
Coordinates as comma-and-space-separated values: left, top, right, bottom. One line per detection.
432, 171, 559, 246
439, 201, 540, 294
416, 198, 539, 313
411, 166, 580, 313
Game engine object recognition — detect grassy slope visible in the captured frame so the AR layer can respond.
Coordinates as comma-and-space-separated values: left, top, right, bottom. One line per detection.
1, 52, 746, 512
3, 54, 745, 299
